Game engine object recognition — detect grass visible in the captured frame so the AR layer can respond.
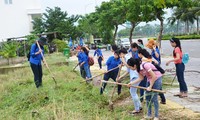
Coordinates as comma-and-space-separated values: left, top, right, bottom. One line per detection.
0, 53, 139, 120
0, 53, 200, 120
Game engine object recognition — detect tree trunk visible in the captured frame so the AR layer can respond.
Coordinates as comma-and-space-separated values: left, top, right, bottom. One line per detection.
197, 17, 199, 35
157, 18, 163, 50
113, 25, 118, 44
187, 20, 189, 34
129, 22, 135, 44
177, 20, 179, 35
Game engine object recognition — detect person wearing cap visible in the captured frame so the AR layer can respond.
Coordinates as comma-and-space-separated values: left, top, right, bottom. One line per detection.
94, 45, 104, 69
29, 37, 47, 88
100, 50, 121, 95
166, 37, 188, 98
146, 39, 166, 104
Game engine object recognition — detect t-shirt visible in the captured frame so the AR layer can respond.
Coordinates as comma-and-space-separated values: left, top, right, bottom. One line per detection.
140, 62, 162, 82
151, 47, 161, 65
124, 54, 139, 80
173, 47, 182, 64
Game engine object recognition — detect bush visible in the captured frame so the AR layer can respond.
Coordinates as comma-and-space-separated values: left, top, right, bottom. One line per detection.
52, 39, 67, 52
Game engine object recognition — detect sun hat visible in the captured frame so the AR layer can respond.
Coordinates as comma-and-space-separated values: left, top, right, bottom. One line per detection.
146, 38, 157, 49
38, 37, 48, 45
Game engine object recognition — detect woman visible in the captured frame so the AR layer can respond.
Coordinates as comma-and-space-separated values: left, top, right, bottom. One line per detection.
118, 48, 142, 114
166, 37, 188, 98
29, 37, 47, 88
146, 39, 166, 104
127, 57, 162, 120
94, 46, 104, 69
79, 47, 92, 80
100, 50, 121, 95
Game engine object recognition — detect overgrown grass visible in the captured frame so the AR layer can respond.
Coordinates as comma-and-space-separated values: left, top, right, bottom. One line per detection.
0, 54, 139, 120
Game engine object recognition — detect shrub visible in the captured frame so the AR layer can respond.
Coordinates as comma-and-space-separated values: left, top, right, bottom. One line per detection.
52, 39, 67, 52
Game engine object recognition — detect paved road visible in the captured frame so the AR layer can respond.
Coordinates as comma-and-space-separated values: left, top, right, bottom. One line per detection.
88, 39, 200, 112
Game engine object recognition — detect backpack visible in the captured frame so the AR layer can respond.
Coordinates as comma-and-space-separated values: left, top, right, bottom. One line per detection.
88, 56, 94, 66
27, 43, 37, 61
182, 53, 189, 64
142, 62, 165, 74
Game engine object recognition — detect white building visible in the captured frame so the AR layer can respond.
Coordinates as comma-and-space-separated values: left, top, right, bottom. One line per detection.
0, 0, 42, 41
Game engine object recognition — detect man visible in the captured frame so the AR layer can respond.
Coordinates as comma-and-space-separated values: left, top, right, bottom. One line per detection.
29, 37, 47, 88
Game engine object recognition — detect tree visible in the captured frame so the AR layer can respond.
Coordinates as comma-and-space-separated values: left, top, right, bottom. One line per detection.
32, 7, 79, 41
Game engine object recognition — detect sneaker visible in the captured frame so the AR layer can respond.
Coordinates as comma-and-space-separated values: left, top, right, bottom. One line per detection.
140, 116, 153, 120
154, 117, 159, 120
160, 101, 166, 104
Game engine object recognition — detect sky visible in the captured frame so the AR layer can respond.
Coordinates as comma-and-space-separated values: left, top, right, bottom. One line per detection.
41, 0, 172, 30
41, 0, 109, 16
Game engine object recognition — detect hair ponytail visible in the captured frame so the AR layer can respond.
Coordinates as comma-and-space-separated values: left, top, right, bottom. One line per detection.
127, 58, 141, 72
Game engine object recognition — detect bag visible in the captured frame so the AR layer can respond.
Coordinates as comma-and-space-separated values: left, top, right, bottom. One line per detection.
27, 43, 37, 61
182, 53, 189, 64
143, 62, 165, 74
88, 56, 94, 66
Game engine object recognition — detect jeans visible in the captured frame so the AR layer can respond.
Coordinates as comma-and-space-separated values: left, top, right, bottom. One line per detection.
30, 63, 43, 88
146, 77, 162, 118
84, 65, 92, 79
130, 77, 141, 111
100, 71, 122, 94
80, 65, 86, 78
175, 63, 188, 92
98, 57, 103, 69
139, 76, 147, 102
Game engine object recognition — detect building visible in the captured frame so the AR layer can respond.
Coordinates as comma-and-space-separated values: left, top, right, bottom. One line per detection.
0, 0, 42, 41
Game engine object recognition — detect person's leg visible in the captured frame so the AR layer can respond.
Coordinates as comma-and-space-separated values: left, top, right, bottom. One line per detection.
98, 57, 102, 69
30, 63, 40, 88
139, 76, 147, 102
145, 90, 152, 118
153, 77, 162, 118
176, 63, 188, 93
100, 73, 110, 94
84, 65, 92, 79
111, 71, 122, 95
38, 64, 43, 87
130, 78, 141, 112
80, 66, 86, 78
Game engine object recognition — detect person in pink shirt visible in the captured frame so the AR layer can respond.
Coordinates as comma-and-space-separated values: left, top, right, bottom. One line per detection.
127, 58, 162, 120
166, 37, 188, 98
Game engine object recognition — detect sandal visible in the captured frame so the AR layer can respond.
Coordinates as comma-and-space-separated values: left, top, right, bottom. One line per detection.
174, 93, 182, 96
179, 94, 188, 98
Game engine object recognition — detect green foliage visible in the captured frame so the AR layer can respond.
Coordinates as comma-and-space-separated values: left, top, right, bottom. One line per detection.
162, 34, 200, 40
52, 39, 67, 52
0, 41, 18, 59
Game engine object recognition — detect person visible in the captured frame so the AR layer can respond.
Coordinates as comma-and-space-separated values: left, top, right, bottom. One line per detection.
29, 37, 47, 88
129, 43, 140, 59
118, 48, 142, 114
137, 39, 144, 49
94, 46, 104, 69
166, 37, 188, 98
127, 58, 162, 120
146, 39, 166, 104
111, 44, 118, 52
76, 50, 86, 79
79, 47, 92, 81
100, 50, 121, 95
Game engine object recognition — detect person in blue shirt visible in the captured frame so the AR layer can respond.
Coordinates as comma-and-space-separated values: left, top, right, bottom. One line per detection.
100, 50, 121, 95
29, 37, 47, 88
94, 46, 104, 69
77, 50, 86, 78
129, 43, 140, 59
79, 47, 92, 80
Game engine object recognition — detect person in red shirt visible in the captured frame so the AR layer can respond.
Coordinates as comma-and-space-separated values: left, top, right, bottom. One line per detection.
166, 37, 188, 98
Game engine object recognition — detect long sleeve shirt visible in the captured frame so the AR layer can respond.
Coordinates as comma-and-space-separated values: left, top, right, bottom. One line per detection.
29, 43, 44, 65
94, 49, 103, 57
106, 56, 121, 72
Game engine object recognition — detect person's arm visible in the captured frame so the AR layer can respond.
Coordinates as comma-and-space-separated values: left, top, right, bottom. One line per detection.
117, 71, 129, 82
146, 70, 157, 91
128, 73, 144, 85
153, 46, 160, 59
94, 50, 97, 57
106, 57, 112, 66
166, 53, 181, 66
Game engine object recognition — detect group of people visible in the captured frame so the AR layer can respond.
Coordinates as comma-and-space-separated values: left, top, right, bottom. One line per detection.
29, 36, 188, 120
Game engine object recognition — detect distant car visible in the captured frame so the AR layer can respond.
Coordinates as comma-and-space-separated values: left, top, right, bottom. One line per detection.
118, 38, 130, 49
